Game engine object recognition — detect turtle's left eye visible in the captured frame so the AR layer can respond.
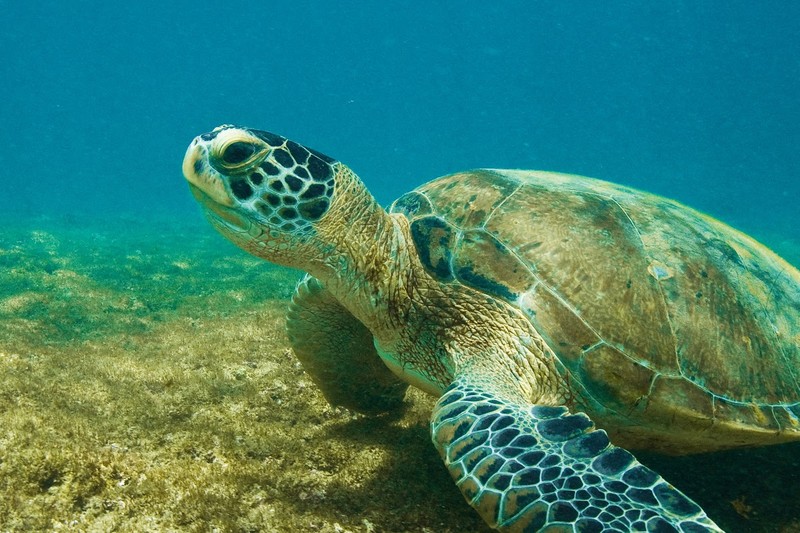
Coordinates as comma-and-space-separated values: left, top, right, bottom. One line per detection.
221, 141, 257, 165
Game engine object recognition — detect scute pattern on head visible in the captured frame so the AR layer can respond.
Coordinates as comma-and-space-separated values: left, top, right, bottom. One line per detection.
225, 129, 337, 233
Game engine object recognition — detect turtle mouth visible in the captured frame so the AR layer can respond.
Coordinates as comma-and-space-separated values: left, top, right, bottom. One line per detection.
183, 137, 251, 230
182, 136, 235, 208
186, 181, 253, 232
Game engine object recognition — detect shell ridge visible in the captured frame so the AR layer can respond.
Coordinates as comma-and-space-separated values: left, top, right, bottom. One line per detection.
603, 194, 682, 375
532, 284, 605, 355
481, 182, 523, 231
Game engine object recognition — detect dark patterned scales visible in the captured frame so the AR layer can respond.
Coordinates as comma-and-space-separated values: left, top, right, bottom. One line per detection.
183, 126, 800, 533
432, 379, 712, 532
201, 127, 336, 233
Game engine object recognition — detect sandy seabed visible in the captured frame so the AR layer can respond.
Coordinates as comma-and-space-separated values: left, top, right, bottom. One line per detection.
0, 214, 798, 532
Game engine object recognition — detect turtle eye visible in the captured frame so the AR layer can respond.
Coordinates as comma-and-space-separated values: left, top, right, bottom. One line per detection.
221, 141, 257, 165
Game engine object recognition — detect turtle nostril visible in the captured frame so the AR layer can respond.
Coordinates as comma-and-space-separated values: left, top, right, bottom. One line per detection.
222, 141, 257, 165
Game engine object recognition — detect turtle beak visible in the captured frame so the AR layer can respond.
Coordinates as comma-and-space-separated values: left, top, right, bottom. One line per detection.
182, 136, 235, 207
183, 134, 253, 231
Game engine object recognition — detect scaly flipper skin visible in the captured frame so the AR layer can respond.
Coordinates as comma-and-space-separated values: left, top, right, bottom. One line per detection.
431, 377, 723, 532
287, 275, 409, 415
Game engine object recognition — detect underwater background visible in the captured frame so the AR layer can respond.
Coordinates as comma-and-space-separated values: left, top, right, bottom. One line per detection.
0, 1, 798, 532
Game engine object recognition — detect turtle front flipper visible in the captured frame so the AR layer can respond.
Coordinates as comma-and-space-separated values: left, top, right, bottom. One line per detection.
431, 376, 723, 532
286, 275, 409, 415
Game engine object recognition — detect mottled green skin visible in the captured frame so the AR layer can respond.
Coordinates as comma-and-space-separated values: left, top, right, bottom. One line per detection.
392, 169, 800, 453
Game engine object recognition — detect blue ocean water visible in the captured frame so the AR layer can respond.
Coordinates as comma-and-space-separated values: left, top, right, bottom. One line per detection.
1, 2, 799, 532
1, 1, 798, 243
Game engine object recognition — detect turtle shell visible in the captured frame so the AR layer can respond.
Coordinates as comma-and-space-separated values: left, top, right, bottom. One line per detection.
390, 169, 800, 452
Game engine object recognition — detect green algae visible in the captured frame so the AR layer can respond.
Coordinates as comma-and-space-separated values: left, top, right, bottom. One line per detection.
0, 214, 797, 532
0, 215, 490, 532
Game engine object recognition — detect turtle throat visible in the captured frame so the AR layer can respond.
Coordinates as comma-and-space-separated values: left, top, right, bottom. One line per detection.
310, 166, 415, 335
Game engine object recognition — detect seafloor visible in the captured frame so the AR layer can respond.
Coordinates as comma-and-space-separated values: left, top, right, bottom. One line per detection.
0, 213, 798, 533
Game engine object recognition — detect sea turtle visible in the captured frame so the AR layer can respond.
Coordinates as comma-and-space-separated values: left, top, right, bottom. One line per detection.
182, 125, 800, 532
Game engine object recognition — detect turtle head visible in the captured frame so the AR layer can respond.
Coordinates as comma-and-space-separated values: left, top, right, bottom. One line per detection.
182, 125, 345, 268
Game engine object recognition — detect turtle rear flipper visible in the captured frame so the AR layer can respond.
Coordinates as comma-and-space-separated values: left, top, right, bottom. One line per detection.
431, 376, 723, 532
287, 275, 409, 415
